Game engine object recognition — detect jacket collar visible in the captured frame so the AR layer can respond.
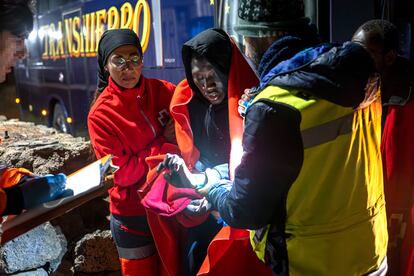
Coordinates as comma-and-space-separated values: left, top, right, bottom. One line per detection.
106, 76, 145, 99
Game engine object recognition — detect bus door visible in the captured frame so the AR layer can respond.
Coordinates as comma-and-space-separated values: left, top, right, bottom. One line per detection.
62, 8, 89, 136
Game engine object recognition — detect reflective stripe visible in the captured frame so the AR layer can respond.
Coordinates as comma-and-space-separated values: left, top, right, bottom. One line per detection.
301, 112, 354, 149
253, 226, 267, 245
364, 257, 388, 276
140, 109, 157, 139
117, 243, 156, 260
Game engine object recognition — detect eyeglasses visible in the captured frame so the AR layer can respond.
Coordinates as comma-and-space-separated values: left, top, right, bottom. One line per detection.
111, 55, 142, 71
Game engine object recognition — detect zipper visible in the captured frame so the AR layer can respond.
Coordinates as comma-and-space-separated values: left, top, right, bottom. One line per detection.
137, 96, 157, 139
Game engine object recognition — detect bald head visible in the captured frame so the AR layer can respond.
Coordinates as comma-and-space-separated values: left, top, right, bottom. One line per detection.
352, 20, 398, 72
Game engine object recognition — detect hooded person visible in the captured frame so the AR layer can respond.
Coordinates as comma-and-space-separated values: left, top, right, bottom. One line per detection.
142, 28, 271, 275
88, 29, 176, 276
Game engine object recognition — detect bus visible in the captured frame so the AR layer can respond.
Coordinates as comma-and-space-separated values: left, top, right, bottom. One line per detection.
14, 0, 412, 137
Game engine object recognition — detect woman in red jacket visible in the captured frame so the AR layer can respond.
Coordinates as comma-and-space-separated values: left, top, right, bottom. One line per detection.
88, 29, 176, 276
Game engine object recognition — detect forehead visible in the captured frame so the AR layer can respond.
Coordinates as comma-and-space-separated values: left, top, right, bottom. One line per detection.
110, 44, 140, 57
352, 30, 384, 53
0, 31, 18, 42
191, 56, 213, 72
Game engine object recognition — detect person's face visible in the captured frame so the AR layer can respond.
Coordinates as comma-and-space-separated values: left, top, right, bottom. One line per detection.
0, 31, 26, 83
191, 56, 225, 105
243, 36, 276, 69
105, 44, 143, 89
352, 30, 386, 73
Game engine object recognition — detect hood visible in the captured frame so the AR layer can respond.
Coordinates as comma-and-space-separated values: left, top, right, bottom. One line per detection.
269, 41, 375, 107
182, 28, 232, 103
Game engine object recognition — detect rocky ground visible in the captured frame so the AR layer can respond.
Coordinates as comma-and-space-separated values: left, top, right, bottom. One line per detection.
0, 118, 121, 275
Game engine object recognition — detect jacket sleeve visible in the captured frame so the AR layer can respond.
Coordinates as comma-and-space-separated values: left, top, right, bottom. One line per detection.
0, 167, 33, 215
207, 100, 304, 229
0, 188, 6, 215
88, 113, 151, 187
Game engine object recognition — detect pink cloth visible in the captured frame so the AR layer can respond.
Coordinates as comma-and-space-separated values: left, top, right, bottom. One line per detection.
141, 171, 202, 216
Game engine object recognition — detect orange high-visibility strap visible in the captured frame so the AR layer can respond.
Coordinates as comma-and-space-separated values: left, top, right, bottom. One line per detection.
0, 168, 33, 189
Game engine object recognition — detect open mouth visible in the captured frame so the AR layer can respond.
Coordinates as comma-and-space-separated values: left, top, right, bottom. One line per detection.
205, 91, 220, 101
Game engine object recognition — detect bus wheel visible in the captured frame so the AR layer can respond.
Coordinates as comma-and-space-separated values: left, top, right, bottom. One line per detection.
52, 103, 69, 133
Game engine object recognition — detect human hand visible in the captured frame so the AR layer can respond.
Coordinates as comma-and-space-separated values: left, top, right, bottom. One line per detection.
195, 168, 222, 196
156, 154, 199, 188
238, 88, 254, 117
163, 119, 176, 144
19, 173, 74, 209
183, 198, 212, 216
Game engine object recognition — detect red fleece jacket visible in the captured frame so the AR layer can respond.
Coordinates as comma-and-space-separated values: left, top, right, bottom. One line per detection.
381, 100, 414, 276
88, 76, 175, 216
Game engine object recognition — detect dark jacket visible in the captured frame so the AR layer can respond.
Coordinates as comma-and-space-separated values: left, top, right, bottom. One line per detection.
207, 40, 374, 274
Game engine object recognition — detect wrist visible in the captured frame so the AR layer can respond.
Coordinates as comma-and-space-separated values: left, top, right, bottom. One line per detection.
195, 169, 221, 195
190, 172, 208, 189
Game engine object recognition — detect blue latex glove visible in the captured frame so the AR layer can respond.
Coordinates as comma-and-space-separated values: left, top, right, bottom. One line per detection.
19, 173, 73, 209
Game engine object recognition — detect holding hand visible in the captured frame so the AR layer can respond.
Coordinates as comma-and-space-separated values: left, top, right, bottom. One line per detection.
184, 198, 212, 216
238, 88, 254, 117
156, 154, 223, 196
156, 154, 199, 188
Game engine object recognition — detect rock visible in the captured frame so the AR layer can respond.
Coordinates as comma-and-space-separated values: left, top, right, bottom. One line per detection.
50, 259, 74, 276
0, 119, 116, 274
73, 230, 120, 273
0, 120, 92, 175
13, 268, 48, 275
51, 197, 110, 242
0, 223, 67, 274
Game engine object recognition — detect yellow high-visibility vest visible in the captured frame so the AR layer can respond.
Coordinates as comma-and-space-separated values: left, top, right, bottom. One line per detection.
250, 85, 388, 276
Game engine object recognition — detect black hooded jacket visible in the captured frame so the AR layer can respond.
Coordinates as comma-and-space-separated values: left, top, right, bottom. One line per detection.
181, 29, 232, 168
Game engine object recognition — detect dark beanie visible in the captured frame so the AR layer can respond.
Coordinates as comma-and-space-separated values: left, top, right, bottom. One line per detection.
234, 0, 309, 37
97, 29, 142, 92
0, 0, 33, 37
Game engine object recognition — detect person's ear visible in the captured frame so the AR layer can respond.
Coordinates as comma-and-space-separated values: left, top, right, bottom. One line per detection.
384, 49, 397, 66
104, 66, 108, 71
